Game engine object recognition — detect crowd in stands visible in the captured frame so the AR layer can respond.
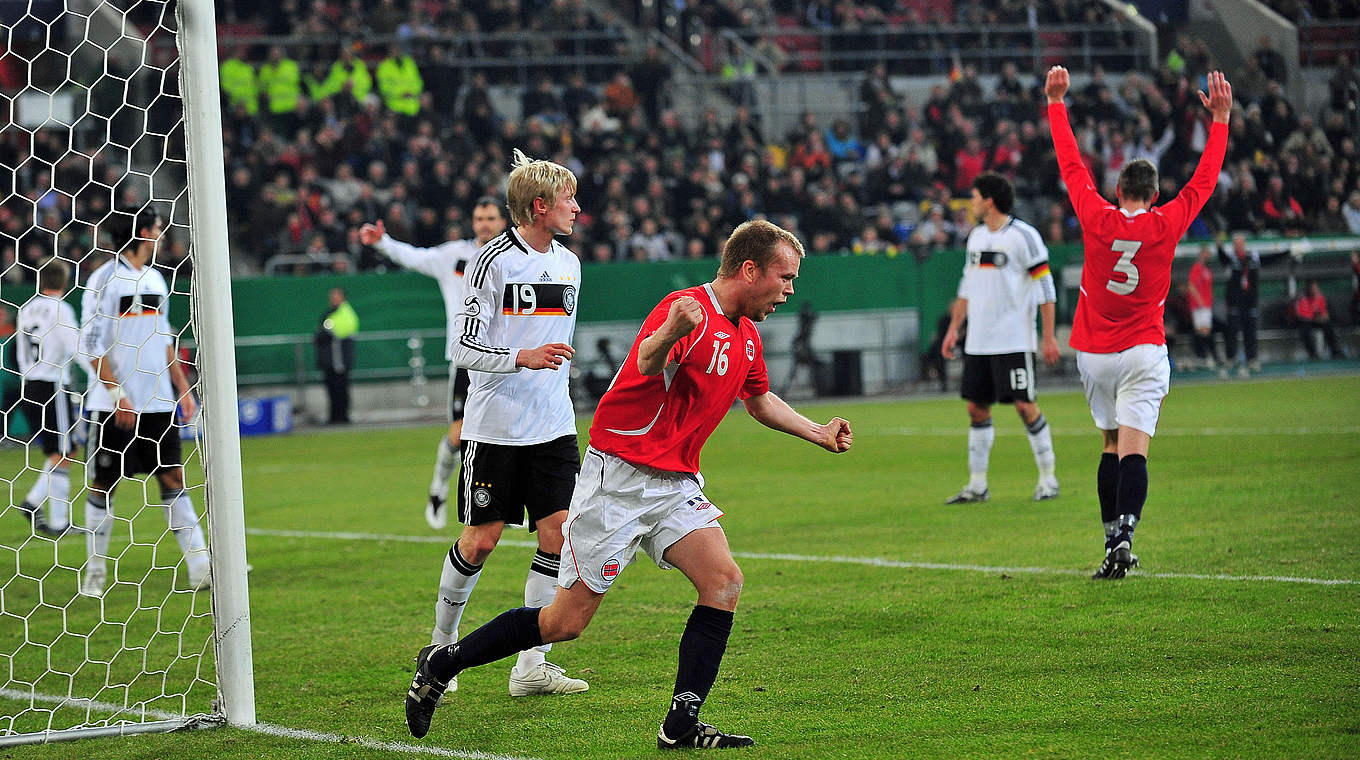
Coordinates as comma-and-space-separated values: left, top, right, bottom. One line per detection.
1, 0, 1359, 286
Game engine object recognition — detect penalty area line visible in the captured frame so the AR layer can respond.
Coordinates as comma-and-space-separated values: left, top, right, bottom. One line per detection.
244, 528, 1359, 587
0, 688, 542, 760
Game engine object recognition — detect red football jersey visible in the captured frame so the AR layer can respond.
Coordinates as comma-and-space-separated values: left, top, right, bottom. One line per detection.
1050, 102, 1227, 353
589, 284, 769, 473
1189, 260, 1214, 308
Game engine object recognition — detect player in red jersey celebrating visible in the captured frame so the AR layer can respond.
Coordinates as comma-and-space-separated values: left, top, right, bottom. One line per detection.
1046, 65, 1231, 579
404, 220, 853, 749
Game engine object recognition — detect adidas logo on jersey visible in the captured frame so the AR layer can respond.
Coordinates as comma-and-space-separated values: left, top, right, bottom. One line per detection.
539, 271, 551, 282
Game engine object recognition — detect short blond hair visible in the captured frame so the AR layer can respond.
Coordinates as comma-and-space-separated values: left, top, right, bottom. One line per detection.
718, 220, 805, 278
506, 148, 577, 226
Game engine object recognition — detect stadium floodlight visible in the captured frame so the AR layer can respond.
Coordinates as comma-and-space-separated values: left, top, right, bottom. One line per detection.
0, 0, 254, 745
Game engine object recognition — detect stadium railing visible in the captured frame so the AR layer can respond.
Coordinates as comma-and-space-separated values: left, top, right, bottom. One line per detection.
723, 23, 1156, 74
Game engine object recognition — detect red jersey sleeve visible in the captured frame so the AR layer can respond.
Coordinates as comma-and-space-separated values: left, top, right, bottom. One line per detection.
738, 329, 768, 399
1049, 102, 1113, 223
1157, 122, 1228, 231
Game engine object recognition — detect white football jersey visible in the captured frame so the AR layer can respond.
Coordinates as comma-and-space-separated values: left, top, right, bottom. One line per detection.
79, 255, 177, 414
377, 234, 478, 361
16, 293, 79, 385
453, 228, 580, 445
956, 217, 1056, 355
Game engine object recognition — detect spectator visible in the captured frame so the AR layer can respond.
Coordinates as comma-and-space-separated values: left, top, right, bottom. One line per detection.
1293, 280, 1345, 360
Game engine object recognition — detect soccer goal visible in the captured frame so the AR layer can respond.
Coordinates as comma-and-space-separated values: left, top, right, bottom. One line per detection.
0, 0, 253, 745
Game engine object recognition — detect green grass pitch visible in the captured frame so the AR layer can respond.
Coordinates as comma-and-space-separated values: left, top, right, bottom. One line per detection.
3, 375, 1358, 759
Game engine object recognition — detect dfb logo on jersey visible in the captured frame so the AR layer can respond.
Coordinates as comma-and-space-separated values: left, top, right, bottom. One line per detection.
601, 559, 620, 580
562, 285, 576, 316
745, 339, 755, 361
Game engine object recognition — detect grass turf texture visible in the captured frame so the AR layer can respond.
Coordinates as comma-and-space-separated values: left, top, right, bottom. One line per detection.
2, 375, 1357, 759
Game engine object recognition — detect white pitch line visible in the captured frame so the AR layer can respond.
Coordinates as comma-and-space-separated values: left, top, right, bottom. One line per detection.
876, 425, 1360, 437
0, 688, 542, 760
245, 528, 1359, 587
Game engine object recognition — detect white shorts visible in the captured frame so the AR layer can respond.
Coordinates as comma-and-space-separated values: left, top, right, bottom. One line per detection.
559, 447, 724, 593
1076, 344, 1171, 436
1191, 307, 1212, 331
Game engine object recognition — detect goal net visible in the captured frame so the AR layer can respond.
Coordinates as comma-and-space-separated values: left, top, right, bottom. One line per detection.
0, 0, 253, 745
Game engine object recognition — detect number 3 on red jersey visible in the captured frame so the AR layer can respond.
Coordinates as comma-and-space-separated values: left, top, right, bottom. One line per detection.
1105, 240, 1143, 295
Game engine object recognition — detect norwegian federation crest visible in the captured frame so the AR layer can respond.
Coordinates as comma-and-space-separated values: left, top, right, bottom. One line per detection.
562, 285, 577, 316
745, 339, 755, 361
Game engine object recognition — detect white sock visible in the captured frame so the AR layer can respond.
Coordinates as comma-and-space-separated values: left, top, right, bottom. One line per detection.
23, 461, 53, 509
429, 437, 461, 501
433, 542, 482, 645
47, 466, 71, 529
164, 489, 210, 576
85, 491, 113, 571
1026, 414, 1057, 484
967, 421, 994, 492
514, 551, 560, 673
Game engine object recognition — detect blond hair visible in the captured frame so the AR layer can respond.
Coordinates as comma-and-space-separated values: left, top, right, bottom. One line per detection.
506, 148, 578, 226
717, 220, 805, 278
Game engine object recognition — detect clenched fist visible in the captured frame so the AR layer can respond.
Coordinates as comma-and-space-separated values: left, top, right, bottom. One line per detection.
663, 295, 704, 340
820, 417, 853, 453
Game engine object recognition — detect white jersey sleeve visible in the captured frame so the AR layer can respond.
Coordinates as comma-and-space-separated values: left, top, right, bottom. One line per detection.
452, 236, 521, 374
377, 234, 461, 280
1013, 220, 1057, 305
377, 234, 477, 362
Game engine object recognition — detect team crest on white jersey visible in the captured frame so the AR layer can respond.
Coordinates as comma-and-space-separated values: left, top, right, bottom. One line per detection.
562, 286, 577, 316
745, 339, 755, 361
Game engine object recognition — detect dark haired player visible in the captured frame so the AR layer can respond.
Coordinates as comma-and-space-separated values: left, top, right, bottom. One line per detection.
941, 171, 1061, 504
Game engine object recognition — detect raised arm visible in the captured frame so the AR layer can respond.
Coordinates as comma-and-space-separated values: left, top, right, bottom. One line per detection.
1045, 66, 1108, 221
359, 219, 463, 279
637, 295, 703, 375
1162, 71, 1232, 228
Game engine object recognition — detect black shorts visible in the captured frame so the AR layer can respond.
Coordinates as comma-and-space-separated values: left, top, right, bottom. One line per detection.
960, 351, 1036, 405
457, 434, 579, 531
448, 368, 470, 423
87, 410, 183, 484
19, 381, 75, 456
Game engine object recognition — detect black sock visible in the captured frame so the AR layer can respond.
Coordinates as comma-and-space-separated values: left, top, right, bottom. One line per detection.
1098, 452, 1119, 547
428, 606, 544, 681
662, 605, 735, 738
1115, 454, 1148, 545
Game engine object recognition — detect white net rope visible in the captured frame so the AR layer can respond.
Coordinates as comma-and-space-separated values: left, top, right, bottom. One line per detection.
1, 0, 218, 738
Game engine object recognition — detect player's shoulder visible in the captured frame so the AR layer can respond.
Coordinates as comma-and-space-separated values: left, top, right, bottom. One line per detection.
468, 231, 521, 284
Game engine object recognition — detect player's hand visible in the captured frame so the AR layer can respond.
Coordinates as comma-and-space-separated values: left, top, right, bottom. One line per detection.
114, 398, 136, 430
1198, 70, 1232, 124
819, 417, 853, 453
517, 342, 574, 370
662, 296, 704, 340
1045, 66, 1070, 103
1042, 335, 1061, 366
358, 219, 385, 246
178, 393, 197, 422
941, 329, 959, 360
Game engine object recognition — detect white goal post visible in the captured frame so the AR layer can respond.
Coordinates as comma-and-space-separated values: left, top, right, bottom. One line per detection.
0, 0, 254, 745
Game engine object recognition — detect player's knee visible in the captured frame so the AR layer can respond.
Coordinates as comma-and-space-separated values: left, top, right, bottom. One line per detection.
460, 535, 499, 564
712, 567, 744, 608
